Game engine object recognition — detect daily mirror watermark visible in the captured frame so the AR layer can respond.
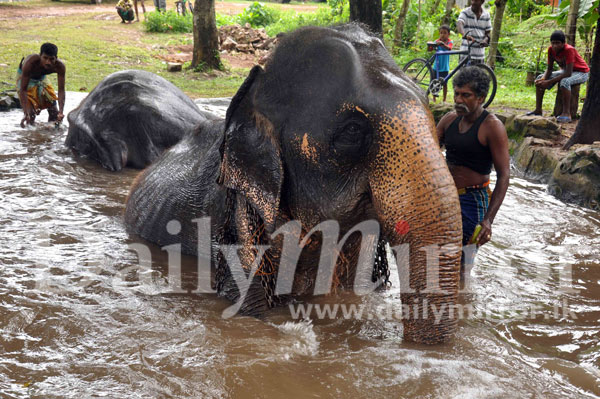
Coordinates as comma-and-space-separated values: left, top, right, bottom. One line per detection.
31, 216, 580, 323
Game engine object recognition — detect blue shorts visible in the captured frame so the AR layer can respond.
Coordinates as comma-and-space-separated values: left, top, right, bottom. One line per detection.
458, 186, 491, 245
432, 70, 448, 79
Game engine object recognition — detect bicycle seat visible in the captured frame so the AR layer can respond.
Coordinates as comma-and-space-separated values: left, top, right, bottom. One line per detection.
426, 42, 438, 51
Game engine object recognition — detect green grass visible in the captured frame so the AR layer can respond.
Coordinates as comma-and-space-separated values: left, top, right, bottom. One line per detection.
0, 0, 329, 98
0, 6, 249, 97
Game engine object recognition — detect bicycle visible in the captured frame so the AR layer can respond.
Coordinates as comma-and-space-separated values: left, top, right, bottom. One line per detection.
402, 35, 497, 108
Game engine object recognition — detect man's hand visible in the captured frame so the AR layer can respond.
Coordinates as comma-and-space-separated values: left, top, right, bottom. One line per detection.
57, 112, 64, 123
535, 79, 551, 89
477, 219, 492, 247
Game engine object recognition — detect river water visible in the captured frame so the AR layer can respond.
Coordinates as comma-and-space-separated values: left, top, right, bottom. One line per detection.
0, 93, 599, 398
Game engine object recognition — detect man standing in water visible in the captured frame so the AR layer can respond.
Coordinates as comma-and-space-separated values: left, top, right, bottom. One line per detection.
17, 43, 66, 128
436, 67, 509, 259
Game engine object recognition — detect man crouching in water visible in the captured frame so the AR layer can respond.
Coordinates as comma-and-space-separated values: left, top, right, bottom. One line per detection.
436, 66, 510, 270
17, 42, 66, 128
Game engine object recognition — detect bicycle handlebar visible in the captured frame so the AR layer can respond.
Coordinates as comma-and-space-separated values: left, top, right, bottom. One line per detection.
427, 30, 486, 53
462, 30, 488, 48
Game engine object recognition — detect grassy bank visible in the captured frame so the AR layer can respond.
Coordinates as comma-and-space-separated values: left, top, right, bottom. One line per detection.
0, 0, 324, 98
1, 0, 576, 114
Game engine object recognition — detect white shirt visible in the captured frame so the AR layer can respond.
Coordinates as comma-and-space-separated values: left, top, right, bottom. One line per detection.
458, 7, 492, 61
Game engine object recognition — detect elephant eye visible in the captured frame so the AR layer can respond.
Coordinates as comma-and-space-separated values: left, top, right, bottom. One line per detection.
333, 116, 372, 155
345, 122, 362, 137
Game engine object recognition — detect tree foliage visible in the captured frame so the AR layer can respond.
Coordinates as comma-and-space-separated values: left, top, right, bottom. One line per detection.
551, 0, 599, 61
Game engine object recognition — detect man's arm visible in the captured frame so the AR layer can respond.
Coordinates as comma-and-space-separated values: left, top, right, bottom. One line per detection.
478, 117, 510, 246
457, 20, 465, 36
535, 49, 554, 84
18, 57, 35, 127
435, 39, 452, 50
537, 63, 572, 89
56, 61, 66, 122
482, 14, 492, 46
548, 62, 572, 83
457, 12, 467, 38
436, 111, 457, 147
482, 29, 491, 47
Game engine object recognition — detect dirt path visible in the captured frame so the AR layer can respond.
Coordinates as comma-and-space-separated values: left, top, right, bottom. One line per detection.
0, 1, 318, 20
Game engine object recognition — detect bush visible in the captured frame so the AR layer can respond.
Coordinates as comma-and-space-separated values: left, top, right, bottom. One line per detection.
144, 10, 193, 33
237, 2, 276, 28
264, 7, 347, 36
216, 13, 237, 27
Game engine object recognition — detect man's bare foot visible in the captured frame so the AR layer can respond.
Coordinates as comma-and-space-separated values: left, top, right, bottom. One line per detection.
21, 114, 35, 128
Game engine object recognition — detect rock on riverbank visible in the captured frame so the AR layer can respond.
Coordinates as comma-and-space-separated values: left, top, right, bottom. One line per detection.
0, 89, 19, 110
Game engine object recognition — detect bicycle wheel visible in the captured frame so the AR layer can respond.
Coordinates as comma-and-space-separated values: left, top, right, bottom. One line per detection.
474, 63, 497, 108
402, 58, 433, 94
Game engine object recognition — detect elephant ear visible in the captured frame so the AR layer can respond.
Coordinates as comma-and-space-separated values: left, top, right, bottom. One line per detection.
219, 65, 283, 233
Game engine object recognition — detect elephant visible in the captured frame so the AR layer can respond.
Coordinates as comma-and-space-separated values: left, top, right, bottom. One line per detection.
65, 69, 218, 171
124, 24, 462, 344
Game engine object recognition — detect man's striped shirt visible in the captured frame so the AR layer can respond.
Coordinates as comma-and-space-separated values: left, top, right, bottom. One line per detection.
457, 7, 492, 61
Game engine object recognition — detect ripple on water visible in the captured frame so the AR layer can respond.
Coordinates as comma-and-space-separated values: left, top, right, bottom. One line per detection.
1, 96, 600, 398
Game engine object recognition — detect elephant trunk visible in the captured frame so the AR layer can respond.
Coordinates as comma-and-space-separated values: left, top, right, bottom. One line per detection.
369, 101, 462, 344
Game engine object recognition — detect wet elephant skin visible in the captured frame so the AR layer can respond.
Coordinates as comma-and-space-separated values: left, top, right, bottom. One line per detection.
65, 69, 218, 171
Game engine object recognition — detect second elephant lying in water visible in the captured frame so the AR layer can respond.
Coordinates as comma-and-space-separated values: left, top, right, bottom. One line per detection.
65, 69, 217, 171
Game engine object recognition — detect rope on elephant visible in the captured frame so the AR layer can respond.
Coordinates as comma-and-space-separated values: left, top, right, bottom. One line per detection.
246, 201, 279, 309
372, 239, 391, 289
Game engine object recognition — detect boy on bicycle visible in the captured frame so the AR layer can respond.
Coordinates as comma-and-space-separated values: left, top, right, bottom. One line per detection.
433, 24, 453, 102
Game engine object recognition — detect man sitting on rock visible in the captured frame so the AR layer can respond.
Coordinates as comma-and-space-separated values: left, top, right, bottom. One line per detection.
527, 30, 589, 123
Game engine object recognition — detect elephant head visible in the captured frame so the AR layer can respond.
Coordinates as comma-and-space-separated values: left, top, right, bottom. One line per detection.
125, 24, 462, 344
218, 24, 462, 343
66, 70, 217, 171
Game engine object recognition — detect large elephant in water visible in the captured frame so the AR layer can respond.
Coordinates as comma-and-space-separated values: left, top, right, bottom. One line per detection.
65, 70, 217, 171
125, 24, 462, 344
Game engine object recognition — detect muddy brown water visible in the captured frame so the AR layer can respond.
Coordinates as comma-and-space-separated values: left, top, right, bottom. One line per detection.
1, 93, 599, 398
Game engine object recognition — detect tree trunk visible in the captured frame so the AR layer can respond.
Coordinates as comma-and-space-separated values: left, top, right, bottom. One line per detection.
565, 0, 581, 46
413, 0, 422, 46
442, 0, 455, 25
349, 0, 383, 36
192, 0, 221, 70
564, 17, 600, 149
393, 0, 411, 50
486, 0, 506, 69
